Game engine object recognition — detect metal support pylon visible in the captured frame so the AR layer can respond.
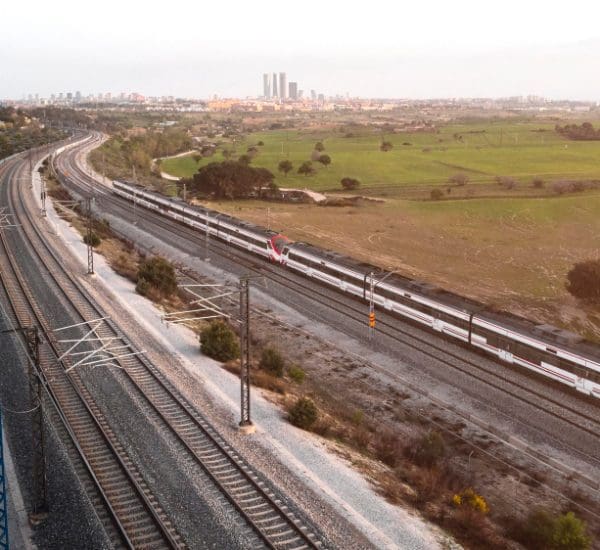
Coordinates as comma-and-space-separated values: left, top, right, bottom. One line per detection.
25, 328, 48, 521
0, 408, 9, 549
86, 198, 94, 275
239, 278, 252, 428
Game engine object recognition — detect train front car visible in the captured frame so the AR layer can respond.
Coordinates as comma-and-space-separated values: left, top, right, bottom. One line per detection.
269, 234, 291, 263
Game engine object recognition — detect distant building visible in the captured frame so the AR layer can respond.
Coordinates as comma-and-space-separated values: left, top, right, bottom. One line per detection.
310, 89, 317, 101
288, 82, 298, 100
263, 73, 271, 99
75, 91, 81, 102
272, 72, 278, 97
66, 92, 73, 101
279, 72, 287, 100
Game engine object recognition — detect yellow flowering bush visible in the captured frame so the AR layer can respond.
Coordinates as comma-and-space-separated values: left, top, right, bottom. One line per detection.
452, 488, 489, 514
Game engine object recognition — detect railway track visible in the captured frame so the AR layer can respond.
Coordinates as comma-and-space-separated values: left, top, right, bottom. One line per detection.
57, 142, 600, 442
53, 138, 600, 489
0, 157, 183, 549
2, 150, 325, 549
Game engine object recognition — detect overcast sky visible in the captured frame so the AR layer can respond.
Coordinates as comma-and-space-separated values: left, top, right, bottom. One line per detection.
2, 0, 600, 100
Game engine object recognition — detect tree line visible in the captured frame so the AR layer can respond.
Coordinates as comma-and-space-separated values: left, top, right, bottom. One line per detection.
555, 122, 600, 141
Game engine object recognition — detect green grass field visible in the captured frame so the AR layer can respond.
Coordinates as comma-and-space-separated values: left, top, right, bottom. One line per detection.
161, 121, 600, 194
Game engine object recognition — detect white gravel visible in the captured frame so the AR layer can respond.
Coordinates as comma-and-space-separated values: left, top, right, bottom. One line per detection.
33, 155, 456, 549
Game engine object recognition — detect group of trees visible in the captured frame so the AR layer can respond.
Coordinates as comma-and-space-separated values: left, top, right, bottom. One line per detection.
188, 161, 275, 199
555, 122, 600, 141
0, 107, 67, 160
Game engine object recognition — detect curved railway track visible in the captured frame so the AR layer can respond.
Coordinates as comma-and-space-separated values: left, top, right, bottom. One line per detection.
57, 141, 600, 443
0, 156, 182, 549
2, 149, 324, 549
53, 137, 600, 493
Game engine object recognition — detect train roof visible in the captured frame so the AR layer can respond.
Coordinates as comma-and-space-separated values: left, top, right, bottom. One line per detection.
290, 241, 483, 313
115, 180, 277, 239
116, 180, 600, 360
478, 309, 600, 362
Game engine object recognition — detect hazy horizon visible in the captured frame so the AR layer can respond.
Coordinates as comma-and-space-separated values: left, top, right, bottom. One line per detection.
2, 0, 600, 101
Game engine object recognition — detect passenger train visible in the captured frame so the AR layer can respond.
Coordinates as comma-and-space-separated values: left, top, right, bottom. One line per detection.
112, 179, 600, 400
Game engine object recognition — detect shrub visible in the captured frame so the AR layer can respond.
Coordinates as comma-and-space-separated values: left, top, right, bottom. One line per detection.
380, 141, 393, 152
517, 509, 591, 550
200, 320, 240, 361
135, 277, 150, 296
340, 177, 360, 191
287, 364, 305, 383
566, 259, 600, 303
136, 256, 177, 297
495, 175, 518, 189
373, 428, 402, 467
288, 397, 318, 429
532, 177, 545, 188
297, 161, 315, 176
430, 189, 444, 200
259, 346, 285, 377
83, 232, 101, 247
314, 141, 325, 152
452, 488, 489, 514
551, 512, 591, 550
257, 140, 264, 146
318, 154, 331, 167
552, 180, 575, 194
413, 431, 445, 467
448, 173, 469, 186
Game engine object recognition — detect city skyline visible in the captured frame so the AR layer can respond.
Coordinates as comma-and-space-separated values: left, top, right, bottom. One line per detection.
2, 0, 600, 101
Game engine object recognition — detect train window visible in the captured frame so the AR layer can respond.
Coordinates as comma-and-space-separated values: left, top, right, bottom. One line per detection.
547, 347, 557, 354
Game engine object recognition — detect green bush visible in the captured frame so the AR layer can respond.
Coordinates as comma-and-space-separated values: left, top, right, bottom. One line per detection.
136, 256, 177, 297
287, 365, 305, 384
552, 512, 591, 550
83, 232, 101, 247
200, 320, 240, 362
340, 177, 360, 191
288, 397, 318, 429
259, 346, 285, 377
135, 277, 150, 296
518, 510, 591, 550
413, 431, 445, 467
430, 189, 444, 201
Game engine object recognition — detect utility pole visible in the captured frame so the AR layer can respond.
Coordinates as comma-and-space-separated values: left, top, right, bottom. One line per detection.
132, 165, 138, 226
183, 182, 187, 203
368, 270, 397, 341
205, 214, 220, 261
0, 407, 9, 549
40, 177, 47, 218
86, 198, 94, 275
238, 277, 254, 433
24, 327, 48, 521
368, 272, 375, 340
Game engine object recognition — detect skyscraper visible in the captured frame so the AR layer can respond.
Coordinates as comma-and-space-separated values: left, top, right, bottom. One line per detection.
272, 73, 278, 97
279, 72, 287, 100
263, 73, 271, 99
310, 90, 317, 101
288, 82, 298, 100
